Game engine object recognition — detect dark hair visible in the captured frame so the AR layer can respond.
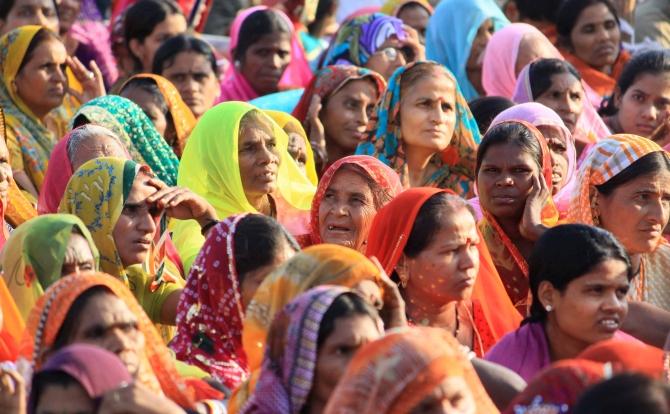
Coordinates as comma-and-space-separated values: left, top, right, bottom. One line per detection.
513, 0, 561, 22
468, 96, 515, 135
317, 292, 379, 348
51, 286, 111, 352
599, 50, 670, 116
232, 9, 291, 63
17, 28, 61, 74
124, 0, 183, 71
399, 61, 447, 97
556, 0, 620, 49
119, 77, 169, 116
32, 371, 81, 409
332, 163, 393, 210
404, 192, 475, 257
528, 58, 582, 100
233, 215, 299, 283
307, 0, 337, 37
596, 151, 670, 196
475, 121, 543, 176
152, 34, 218, 76
574, 373, 670, 414
526, 224, 632, 323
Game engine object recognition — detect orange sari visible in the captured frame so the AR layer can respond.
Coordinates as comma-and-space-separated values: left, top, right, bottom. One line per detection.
562, 49, 631, 99
0, 278, 23, 361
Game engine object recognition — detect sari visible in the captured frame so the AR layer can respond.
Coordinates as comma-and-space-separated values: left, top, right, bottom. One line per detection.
219, 6, 312, 103
0, 278, 23, 361
477, 120, 559, 312
566, 135, 670, 310
72, 95, 180, 186
425, 0, 509, 101
173, 101, 315, 272
365, 187, 521, 356
356, 61, 482, 197
2, 214, 99, 320
513, 61, 611, 145
121, 74, 197, 157
561, 48, 631, 101
323, 326, 499, 414
380, 0, 433, 16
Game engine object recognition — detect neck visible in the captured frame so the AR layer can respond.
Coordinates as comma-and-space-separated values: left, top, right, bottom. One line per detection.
248, 193, 272, 216
405, 145, 435, 187
543, 318, 591, 361
404, 286, 459, 328
628, 253, 642, 275
496, 215, 524, 241
325, 139, 352, 164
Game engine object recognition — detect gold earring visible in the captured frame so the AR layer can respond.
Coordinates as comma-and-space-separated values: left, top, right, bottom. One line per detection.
590, 192, 601, 226
397, 259, 409, 288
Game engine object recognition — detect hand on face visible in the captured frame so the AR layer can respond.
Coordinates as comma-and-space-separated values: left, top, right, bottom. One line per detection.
144, 177, 217, 226
518, 173, 550, 241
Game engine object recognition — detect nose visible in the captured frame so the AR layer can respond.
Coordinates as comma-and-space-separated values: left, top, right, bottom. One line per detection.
136, 208, 157, 235
256, 142, 278, 166
356, 105, 369, 127
601, 291, 627, 314
459, 246, 478, 271
333, 200, 349, 216
640, 103, 658, 121
36, 11, 52, 28
595, 25, 612, 42
105, 328, 133, 355
496, 174, 514, 187
182, 77, 199, 95
646, 197, 665, 226
270, 52, 283, 69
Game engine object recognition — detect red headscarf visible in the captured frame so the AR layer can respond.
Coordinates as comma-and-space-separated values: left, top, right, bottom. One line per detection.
579, 339, 664, 379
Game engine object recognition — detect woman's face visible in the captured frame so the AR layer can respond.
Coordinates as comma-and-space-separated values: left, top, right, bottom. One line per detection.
400, 69, 456, 154
130, 13, 186, 72
597, 170, 670, 255
14, 38, 67, 119
615, 72, 670, 141
70, 133, 128, 172
537, 125, 569, 193
546, 259, 629, 350
466, 18, 494, 95
240, 32, 292, 96
286, 131, 308, 172
161, 51, 220, 118
515, 32, 556, 75
397, 4, 430, 41
61, 232, 96, 276
409, 376, 476, 414
569, 3, 620, 71
112, 172, 159, 268
0, 0, 58, 35
36, 380, 94, 414
238, 122, 281, 203
57, 0, 81, 35
534, 73, 584, 134
318, 168, 377, 252
0, 134, 13, 208
120, 86, 169, 139
404, 208, 480, 305
477, 143, 540, 220
239, 239, 295, 309
320, 78, 378, 156
311, 314, 382, 408
69, 291, 145, 377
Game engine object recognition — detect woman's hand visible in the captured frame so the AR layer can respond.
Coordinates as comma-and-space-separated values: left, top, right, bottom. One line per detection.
649, 112, 670, 148
305, 95, 328, 172
371, 256, 407, 329
518, 174, 550, 241
401, 25, 425, 62
146, 178, 218, 226
66, 56, 105, 104
0, 367, 25, 414
98, 382, 185, 414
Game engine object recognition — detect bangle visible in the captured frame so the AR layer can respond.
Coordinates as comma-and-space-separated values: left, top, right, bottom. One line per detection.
200, 219, 218, 236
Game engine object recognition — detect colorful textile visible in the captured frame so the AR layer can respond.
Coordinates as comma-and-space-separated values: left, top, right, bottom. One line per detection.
2, 214, 99, 320
72, 95, 180, 186
356, 61, 482, 197
561, 49, 631, 101
0, 278, 23, 361
173, 101, 315, 272
380, 0, 433, 16
323, 326, 499, 413
263, 110, 318, 185
70, 21, 119, 88
425, 0, 509, 101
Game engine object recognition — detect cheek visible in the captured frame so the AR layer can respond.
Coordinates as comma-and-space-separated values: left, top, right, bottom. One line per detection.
112, 215, 133, 243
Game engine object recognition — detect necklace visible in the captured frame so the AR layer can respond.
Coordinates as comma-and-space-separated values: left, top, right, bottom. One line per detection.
453, 305, 461, 338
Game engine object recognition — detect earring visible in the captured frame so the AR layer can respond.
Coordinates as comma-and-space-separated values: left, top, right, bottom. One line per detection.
234, 60, 241, 71
545, 305, 553, 312
590, 192, 601, 226
397, 259, 409, 288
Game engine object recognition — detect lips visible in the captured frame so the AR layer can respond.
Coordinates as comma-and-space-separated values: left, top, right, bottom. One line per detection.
257, 169, 277, 183
326, 224, 352, 233
133, 239, 152, 250
597, 316, 620, 333
636, 124, 657, 136
491, 194, 518, 205
595, 44, 616, 57
348, 130, 368, 141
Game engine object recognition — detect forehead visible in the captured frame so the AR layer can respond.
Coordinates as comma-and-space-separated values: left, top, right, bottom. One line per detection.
12, 0, 55, 9
126, 172, 157, 202
576, 2, 616, 24
404, 69, 455, 96
328, 168, 372, 191
164, 51, 214, 74
481, 141, 538, 164
627, 72, 670, 96
332, 78, 378, 100
610, 169, 670, 193
548, 72, 582, 90
249, 33, 291, 49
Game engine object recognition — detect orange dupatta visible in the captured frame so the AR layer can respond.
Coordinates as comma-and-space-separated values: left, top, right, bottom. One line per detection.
0, 278, 23, 361
562, 49, 631, 99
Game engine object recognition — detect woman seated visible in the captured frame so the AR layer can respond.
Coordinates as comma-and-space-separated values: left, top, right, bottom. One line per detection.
263, 109, 318, 182
120, 73, 197, 157
0, 0, 58, 35
600, 50, 670, 147
426, 0, 509, 101
324, 326, 499, 413
292, 65, 386, 172
308, 155, 401, 250
381, 0, 433, 43
171, 214, 299, 391
173, 102, 314, 271
556, 0, 629, 100
358, 61, 481, 196
242, 287, 384, 414
2, 214, 98, 320
485, 224, 634, 382
152, 35, 221, 119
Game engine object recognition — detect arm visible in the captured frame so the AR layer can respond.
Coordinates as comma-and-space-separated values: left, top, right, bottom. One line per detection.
621, 301, 670, 347
471, 358, 526, 411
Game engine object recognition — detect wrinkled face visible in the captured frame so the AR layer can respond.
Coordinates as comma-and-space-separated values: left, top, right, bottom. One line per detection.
409, 376, 477, 414
546, 259, 629, 350
569, 3, 620, 71
161, 51, 220, 118
466, 18, 494, 95
0, 0, 58, 35
57, 0, 81, 35
70, 133, 128, 172
515, 32, 556, 75
404, 208, 480, 304
534, 73, 584, 134
0, 134, 13, 208
130, 13, 187, 72
240, 32, 292, 96
69, 291, 145, 377
238, 122, 281, 203
320, 78, 378, 156
400, 70, 456, 154
615, 73, 670, 142
120, 86, 169, 139
35, 381, 95, 414
61, 232, 96, 276
239, 239, 295, 310
14, 38, 67, 118
597, 170, 670, 255
537, 125, 569, 193
397, 4, 430, 41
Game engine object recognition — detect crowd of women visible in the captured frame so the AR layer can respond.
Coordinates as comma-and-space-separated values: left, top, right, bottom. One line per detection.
1, 0, 670, 412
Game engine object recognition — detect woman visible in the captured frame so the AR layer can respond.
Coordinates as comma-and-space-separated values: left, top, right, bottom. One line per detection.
171, 214, 299, 391
173, 102, 314, 272
308, 155, 402, 250
242, 286, 383, 414
120, 73, 197, 157
219, 6, 311, 102
468, 96, 515, 135
556, 0, 630, 100
324, 326, 499, 413
38, 124, 130, 215
263, 110, 318, 184
513, 58, 611, 153
485, 224, 634, 381
381, 0, 433, 42
72, 95, 180, 186
0, 0, 58, 35
292, 65, 386, 172
476, 120, 559, 311
600, 50, 670, 147
482, 23, 561, 99
2, 214, 98, 320
357, 61, 481, 196
152, 35, 220, 119
426, 0, 509, 101
566, 135, 670, 311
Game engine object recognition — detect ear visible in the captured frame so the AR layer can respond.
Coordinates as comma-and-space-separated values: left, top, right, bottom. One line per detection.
503, 1, 520, 22
128, 38, 145, 64
537, 280, 557, 310
396, 255, 411, 286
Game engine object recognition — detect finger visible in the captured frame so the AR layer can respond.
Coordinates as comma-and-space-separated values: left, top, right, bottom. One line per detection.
162, 190, 190, 209
145, 177, 168, 193
146, 187, 180, 205
67, 56, 88, 80
66, 87, 84, 103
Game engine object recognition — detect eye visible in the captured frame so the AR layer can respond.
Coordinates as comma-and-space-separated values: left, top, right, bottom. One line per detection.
80, 262, 94, 271
632, 93, 645, 103
617, 286, 630, 297
441, 102, 453, 112
85, 326, 107, 339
